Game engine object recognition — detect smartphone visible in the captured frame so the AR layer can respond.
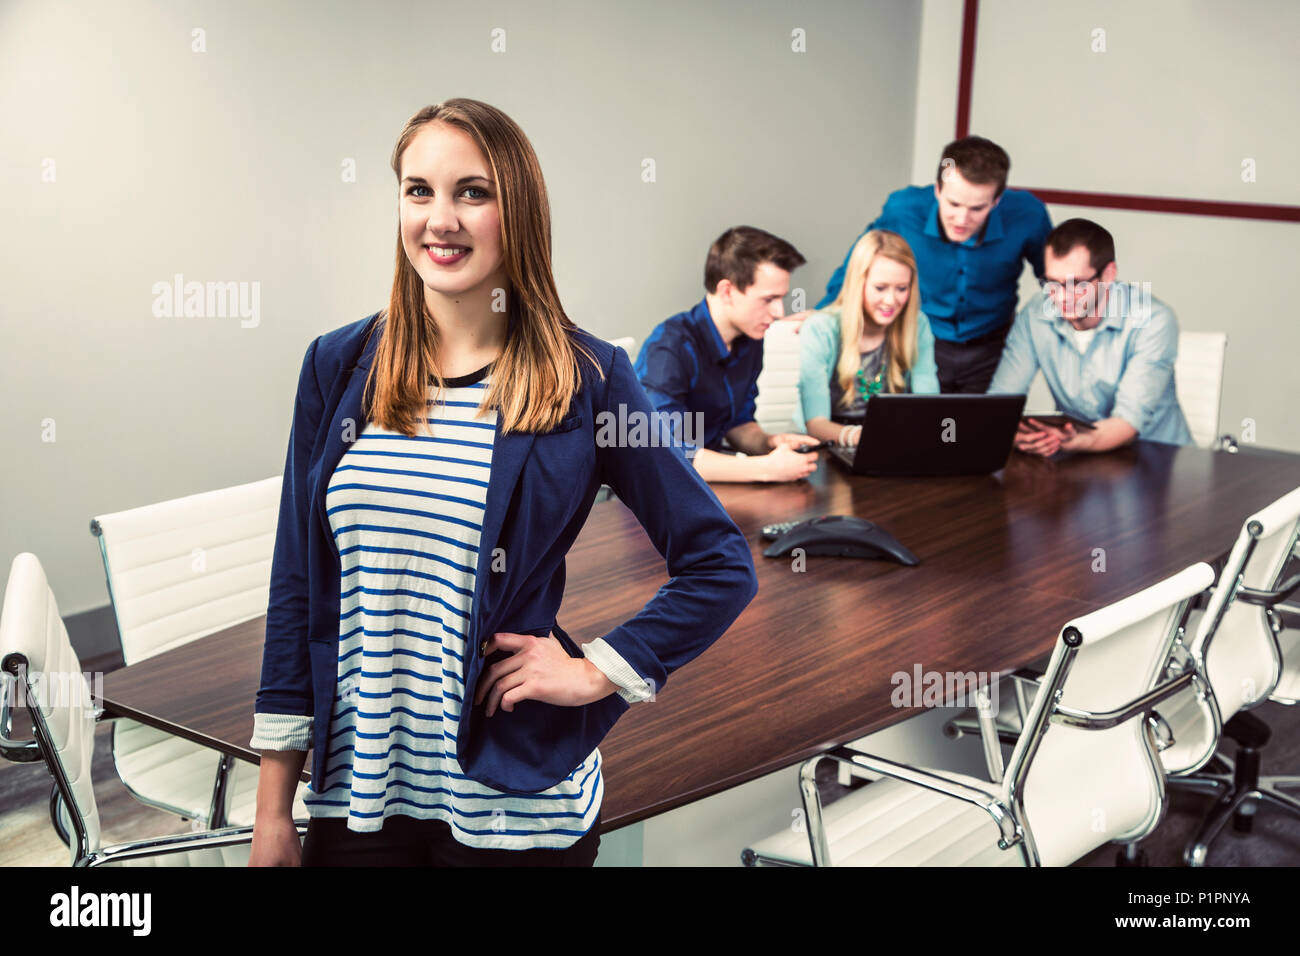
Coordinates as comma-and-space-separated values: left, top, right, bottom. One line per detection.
794, 439, 834, 453
1021, 412, 1097, 431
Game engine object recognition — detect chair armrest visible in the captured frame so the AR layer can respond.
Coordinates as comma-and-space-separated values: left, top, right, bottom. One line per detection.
0, 734, 40, 762
799, 745, 1021, 866
1050, 670, 1199, 730
1236, 572, 1300, 609
1009, 668, 1045, 684
87, 822, 309, 866
0, 673, 41, 763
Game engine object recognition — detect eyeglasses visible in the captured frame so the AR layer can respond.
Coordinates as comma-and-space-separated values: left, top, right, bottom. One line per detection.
1040, 262, 1111, 300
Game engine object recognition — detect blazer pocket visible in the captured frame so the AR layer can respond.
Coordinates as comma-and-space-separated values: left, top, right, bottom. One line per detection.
551, 622, 583, 659
509, 622, 583, 660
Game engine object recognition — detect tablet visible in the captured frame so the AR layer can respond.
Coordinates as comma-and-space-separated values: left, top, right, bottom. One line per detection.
1022, 412, 1097, 431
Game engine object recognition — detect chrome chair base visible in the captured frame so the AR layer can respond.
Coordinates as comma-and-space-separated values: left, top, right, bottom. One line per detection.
1168, 748, 1300, 865
1169, 765, 1300, 865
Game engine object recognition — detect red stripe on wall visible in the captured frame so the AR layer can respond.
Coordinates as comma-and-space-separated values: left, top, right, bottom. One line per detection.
1021, 188, 1300, 224
954, 0, 979, 140
953, 0, 1299, 223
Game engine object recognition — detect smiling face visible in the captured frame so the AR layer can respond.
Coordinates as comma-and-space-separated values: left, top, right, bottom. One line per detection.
722, 261, 791, 340
862, 255, 912, 329
933, 167, 1000, 243
398, 121, 509, 300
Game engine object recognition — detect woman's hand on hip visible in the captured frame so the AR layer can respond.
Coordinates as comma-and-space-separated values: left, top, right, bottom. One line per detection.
474, 632, 619, 716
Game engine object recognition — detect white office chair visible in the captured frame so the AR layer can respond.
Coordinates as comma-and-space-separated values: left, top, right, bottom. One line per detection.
0, 553, 305, 865
90, 476, 307, 829
938, 330, 1233, 756
1173, 331, 1228, 450
753, 320, 801, 435
742, 564, 1214, 866
1153, 485, 1300, 864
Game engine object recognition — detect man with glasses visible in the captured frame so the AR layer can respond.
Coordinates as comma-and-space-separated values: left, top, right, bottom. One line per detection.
987, 218, 1192, 455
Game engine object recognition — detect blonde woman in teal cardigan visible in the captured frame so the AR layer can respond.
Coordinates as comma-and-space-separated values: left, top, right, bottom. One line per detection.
796, 230, 940, 445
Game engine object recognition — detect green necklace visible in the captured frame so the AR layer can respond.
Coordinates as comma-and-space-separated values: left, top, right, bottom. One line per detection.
855, 367, 885, 402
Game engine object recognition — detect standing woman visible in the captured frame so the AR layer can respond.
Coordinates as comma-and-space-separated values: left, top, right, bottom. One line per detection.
247, 100, 757, 867
796, 230, 940, 446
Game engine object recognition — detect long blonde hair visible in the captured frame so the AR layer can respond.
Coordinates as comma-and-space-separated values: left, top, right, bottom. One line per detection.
364, 99, 599, 437
830, 230, 920, 403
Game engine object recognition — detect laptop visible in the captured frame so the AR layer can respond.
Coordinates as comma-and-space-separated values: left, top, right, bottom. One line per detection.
828, 394, 1027, 477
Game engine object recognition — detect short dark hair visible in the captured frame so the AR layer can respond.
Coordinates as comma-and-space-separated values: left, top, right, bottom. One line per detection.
1045, 218, 1115, 273
936, 136, 1011, 197
704, 226, 806, 294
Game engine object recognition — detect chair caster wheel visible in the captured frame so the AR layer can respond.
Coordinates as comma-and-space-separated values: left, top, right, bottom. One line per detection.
1233, 807, 1255, 833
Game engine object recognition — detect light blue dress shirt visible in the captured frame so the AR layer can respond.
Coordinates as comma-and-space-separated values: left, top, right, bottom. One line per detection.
986, 284, 1193, 446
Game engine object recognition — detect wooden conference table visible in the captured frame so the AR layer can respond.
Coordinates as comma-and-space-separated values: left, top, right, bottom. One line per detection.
100, 442, 1300, 831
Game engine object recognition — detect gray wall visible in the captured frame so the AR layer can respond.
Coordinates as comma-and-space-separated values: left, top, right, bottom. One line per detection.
0, 0, 922, 655
913, 0, 1300, 452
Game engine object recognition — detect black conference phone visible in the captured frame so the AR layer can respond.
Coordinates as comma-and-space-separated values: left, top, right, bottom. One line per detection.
760, 515, 920, 566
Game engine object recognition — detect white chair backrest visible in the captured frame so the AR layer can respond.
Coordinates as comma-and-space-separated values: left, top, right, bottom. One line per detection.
607, 336, 637, 356
1194, 485, 1300, 717
1010, 563, 1214, 866
92, 476, 282, 664
1173, 331, 1227, 449
754, 320, 800, 434
1, 553, 102, 862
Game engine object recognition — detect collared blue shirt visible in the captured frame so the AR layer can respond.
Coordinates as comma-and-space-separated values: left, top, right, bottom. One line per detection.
634, 297, 764, 451
816, 185, 1053, 343
987, 284, 1193, 446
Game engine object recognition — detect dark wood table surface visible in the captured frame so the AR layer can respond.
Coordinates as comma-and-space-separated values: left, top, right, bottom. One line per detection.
99, 442, 1300, 830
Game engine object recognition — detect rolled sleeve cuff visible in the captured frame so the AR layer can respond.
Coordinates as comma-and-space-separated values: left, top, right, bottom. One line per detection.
1110, 394, 1156, 437
250, 712, 313, 751
583, 638, 655, 703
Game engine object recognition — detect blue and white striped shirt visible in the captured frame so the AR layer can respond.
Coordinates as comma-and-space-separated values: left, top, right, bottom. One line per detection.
251, 364, 651, 849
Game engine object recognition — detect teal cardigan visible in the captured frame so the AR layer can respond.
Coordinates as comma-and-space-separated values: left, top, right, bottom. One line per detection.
795, 307, 940, 431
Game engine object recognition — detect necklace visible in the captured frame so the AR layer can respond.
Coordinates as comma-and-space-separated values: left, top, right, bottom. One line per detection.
855, 367, 884, 402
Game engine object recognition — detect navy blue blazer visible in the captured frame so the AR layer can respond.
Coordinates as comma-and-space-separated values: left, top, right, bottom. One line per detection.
255, 312, 758, 793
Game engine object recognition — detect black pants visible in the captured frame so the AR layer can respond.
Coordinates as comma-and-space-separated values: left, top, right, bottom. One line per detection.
933, 324, 1011, 394
301, 812, 601, 867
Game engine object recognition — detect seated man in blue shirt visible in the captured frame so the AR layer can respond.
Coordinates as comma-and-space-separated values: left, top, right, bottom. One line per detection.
987, 218, 1193, 455
635, 226, 821, 482
814, 136, 1052, 393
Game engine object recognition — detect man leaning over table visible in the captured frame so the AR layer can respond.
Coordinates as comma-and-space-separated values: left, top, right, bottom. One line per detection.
986, 217, 1193, 456
810, 136, 1052, 394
